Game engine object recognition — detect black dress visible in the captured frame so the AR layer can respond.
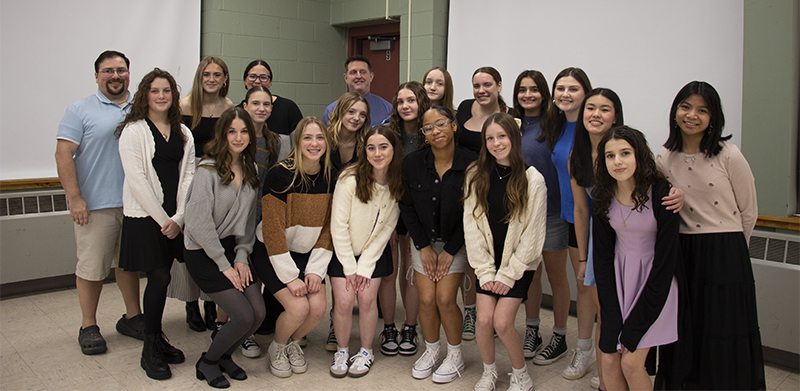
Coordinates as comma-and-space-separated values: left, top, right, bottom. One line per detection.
119, 119, 184, 272
182, 115, 217, 158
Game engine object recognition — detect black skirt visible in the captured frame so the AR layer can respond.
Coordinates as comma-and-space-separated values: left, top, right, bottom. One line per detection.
475, 270, 535, 299
679, 232, 765, 390
119, 216, 182, 273
327, 244, 393, 279
185, 236, 257, 294
254, 250, 326, 295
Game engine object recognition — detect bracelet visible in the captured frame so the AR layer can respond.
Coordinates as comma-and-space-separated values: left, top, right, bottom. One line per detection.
578, 259, 587, 263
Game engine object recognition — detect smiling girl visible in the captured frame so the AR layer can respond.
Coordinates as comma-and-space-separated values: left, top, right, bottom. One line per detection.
464, 112, 547, 391
591, 126, 681, 391
116, 68, 195, 380
327, 92, 371, 169
422, 67, 455, 113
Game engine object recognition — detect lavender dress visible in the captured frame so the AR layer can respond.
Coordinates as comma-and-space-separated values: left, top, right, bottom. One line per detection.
607, 193, 678, 350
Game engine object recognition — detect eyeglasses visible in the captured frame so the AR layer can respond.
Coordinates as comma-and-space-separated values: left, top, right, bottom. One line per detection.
246, 74, 271, 83
420, 119, 452, 135
99, 68, 128, 76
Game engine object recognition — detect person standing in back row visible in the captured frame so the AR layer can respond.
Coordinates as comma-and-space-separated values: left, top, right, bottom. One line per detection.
323, 55, 392, 127
55, 50, 144, 356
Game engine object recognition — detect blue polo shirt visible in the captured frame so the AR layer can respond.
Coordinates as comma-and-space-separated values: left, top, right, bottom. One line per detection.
56, 90, 133, 211
322, 92, 392, 128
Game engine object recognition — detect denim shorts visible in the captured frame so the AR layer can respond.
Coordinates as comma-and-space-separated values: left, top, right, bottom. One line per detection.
543, 212, 569, 252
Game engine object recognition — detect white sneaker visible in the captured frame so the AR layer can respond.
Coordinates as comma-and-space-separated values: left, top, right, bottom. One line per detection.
473, 367, 498, 391
240, 334, 261, 358
330, 349, 349, 378
589, 373, 600, 388
508, 370, 534, 391
562, 346, 595, 380
268, 341, 291, 378
286, 339, 307, 374
432, 349, 465, 384
348, 349, 374, 378
411, 347, 440, 379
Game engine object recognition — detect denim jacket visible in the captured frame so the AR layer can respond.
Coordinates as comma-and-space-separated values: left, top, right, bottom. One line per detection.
399, 145, 477, 256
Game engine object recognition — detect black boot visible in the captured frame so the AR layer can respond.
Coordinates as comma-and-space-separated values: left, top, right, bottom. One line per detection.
155, 332, 185, 364
141, 333, 171, 380
204, 301, 217, 330
185, 301, 205, 332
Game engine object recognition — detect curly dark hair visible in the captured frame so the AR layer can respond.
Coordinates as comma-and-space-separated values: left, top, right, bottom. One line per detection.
388, 81, 430, 149
592, 126, 669, 220
115, 68, 185, 144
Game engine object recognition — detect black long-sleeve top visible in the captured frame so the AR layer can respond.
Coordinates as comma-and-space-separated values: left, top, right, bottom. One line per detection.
592, 181, 681, 353
400, 145, 477, 256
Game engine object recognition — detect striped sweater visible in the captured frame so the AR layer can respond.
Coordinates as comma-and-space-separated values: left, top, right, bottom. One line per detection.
261, 163, 335, 283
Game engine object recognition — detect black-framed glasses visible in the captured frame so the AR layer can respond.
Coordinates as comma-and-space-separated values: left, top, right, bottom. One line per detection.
420, 119, 452, 135
99, 68, 128, 76
246, 74, 271, 83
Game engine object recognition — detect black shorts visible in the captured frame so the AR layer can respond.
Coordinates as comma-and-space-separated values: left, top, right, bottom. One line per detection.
475, 270, 535, 299
327, 245, 393, 279
254, 250, 326, 295
567, 222, 578, 248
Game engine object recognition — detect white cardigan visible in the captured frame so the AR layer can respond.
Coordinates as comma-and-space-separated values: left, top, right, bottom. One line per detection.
330, 172, 400, 278
463, 166, 547, 288
118, 119, 195, 227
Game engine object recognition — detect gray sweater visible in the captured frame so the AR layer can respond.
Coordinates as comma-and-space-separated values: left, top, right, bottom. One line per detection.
184, 161, 257, 271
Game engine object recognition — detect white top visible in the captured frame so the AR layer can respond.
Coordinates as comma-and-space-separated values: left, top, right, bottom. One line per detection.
330, 172, 400, 278
118, 119, 195, 227
463, 166, 548, 288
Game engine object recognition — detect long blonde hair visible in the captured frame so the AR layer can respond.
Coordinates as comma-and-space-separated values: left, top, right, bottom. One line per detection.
188, 57, 230, 129
327, 92, 370, 151
279, 117, 334, 192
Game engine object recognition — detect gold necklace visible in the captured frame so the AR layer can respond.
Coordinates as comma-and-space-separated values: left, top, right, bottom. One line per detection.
495, 165, 512, 180
619, 202, 635, 229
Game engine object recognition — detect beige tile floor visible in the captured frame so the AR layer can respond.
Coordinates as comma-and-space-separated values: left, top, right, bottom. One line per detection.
1, 279, 797, 390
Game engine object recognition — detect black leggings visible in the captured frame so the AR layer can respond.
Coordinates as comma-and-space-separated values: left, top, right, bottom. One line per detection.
205, 283, 266, 360
143, 262, 173, 335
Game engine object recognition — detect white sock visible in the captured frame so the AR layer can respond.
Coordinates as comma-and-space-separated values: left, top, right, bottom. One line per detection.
338, 346, 348, 354
465, 304, 476, 309
483, 362, 497, 372
526, 318, 541, 327
512, 365, 527, 375
426, 340, 440, 353
553, 326, 568, 335
447, 342, 462, 353
577, 338, 592, 351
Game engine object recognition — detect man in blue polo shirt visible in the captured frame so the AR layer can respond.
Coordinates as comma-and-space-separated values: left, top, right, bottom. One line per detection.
322, 55, 393, 127
55, 50, 144, 355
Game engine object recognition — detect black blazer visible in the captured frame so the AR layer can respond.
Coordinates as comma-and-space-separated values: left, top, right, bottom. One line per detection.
399, 145, 477, 256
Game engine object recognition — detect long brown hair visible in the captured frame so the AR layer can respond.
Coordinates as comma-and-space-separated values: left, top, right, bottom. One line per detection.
115, 68, 185, 144
279, 117, 334, 192
388, 81, 430, 148
591, 126, 668, 219
340, 125, 404, 203
511, 70, 553, 140
188, 57, 230, 129
199, 107, 259, 188
327, 92, 370, 151
422, 67, 455, 113
542, 67, 592, 149
244, 86, 279, 168
464, 112, 528, 222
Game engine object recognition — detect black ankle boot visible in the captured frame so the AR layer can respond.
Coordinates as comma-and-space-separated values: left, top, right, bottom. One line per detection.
185, 301, 205, 332
141, 333, 171, 380
219, 354, 246, 380
204, 301, 217, 330
155, 332, 185, 364
196, 352, 230, 388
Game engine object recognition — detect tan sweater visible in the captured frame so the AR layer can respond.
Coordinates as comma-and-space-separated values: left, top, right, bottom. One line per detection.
463, 167, 547, 288
656, 142, 757, 241
330, 172, 400, 278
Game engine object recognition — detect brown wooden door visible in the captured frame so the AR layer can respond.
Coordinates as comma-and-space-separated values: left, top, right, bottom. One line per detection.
348, 23, 400, 103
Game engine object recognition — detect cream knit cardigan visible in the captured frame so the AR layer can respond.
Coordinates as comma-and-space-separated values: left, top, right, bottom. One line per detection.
463, 166, 547, 288
118, 119, 195, 227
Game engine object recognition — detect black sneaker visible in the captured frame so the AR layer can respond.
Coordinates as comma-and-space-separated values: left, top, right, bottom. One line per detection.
379, 324, 399, 356
532, 332, 567, 365
116, 313, 145, 340
523, 325, 543, 359
399, 324, 417, 356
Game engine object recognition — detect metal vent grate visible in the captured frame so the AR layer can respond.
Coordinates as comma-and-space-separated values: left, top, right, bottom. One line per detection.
0, 190, 69, 217
750, 231, 800, 265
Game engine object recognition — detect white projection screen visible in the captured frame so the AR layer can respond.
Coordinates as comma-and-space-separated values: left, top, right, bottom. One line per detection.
0, 0, 200, 181
447, 0, 744, 154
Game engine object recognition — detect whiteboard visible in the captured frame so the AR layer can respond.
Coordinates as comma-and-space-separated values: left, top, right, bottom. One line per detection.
446, 0, 743, 153
0, 0, 200, 180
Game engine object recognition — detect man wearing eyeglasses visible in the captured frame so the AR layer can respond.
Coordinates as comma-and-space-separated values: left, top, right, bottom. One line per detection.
322, 55, 393, 127
55, 50, 144, 355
